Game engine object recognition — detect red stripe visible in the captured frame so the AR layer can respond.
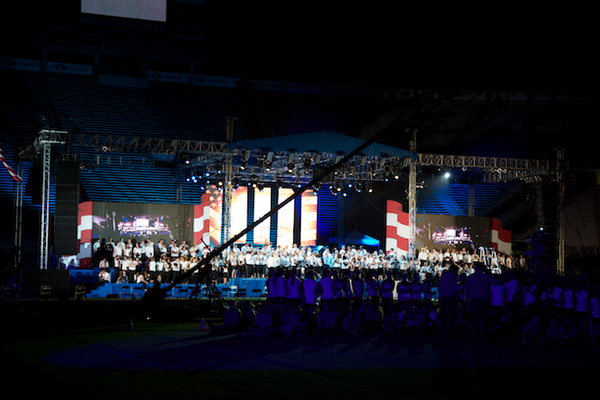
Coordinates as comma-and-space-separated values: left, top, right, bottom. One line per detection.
491, 217, 512, 243
386, 225, 400, 241
397, 237, 409, 251
78, 201, 93, 224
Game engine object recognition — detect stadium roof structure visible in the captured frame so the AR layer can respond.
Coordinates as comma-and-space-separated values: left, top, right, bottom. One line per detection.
225, 130, 417, 160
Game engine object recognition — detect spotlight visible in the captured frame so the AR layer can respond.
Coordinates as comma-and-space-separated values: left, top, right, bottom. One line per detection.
181, 152, 190, 165
444, 172, 451, 179
287, 162, 294, 173
240, 158, 247, 170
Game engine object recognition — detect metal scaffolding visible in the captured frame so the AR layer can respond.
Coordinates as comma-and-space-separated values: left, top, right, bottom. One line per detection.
37, 129, 66, 269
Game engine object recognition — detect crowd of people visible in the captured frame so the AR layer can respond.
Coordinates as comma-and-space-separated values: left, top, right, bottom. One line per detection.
211, 262, 600, 349
93, 237, 518, 288
93, 237, 600, 348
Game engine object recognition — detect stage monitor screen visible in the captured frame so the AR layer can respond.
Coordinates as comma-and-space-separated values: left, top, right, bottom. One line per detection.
82, 0, 167, 22
415, 214, 491, 251
91, 202, 194, 245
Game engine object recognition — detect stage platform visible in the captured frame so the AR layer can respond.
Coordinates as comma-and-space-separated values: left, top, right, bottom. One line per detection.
88, 278, 267, 300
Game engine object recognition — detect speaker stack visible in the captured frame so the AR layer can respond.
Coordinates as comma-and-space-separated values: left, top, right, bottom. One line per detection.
54, 160, 80, 256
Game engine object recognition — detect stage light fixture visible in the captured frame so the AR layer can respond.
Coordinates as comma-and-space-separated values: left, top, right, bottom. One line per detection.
181, 152, 190, 164
304, 157, 311, 173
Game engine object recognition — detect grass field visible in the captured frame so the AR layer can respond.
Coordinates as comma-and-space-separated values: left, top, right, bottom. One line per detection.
2, 298, 599, 400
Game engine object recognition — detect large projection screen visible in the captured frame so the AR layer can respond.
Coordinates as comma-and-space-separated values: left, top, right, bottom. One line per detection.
82, 0, 167, 22
92, 202, 194, 244
415, 214, 491, 251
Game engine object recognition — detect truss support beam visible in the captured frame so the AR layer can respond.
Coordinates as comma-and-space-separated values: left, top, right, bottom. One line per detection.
38, 129, 67, 269
408, 129, 418, 259
556, 149, 566, 275
13, 163, 24, 268
418, 153, 560, 173
223, 153, 233, 243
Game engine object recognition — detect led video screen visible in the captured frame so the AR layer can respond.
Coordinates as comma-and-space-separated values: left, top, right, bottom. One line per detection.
91, 202, 194, 244
415, 214, 491, 251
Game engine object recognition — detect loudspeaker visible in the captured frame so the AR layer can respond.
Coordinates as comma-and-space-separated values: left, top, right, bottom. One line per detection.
54, 160, 79, 255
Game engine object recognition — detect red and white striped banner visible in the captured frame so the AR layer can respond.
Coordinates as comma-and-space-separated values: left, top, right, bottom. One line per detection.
194, 187, 222, 248
490, 217, 512, 255
77, 201, 94, 268
385, 200, 409, 258
0, 143, 23, 182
